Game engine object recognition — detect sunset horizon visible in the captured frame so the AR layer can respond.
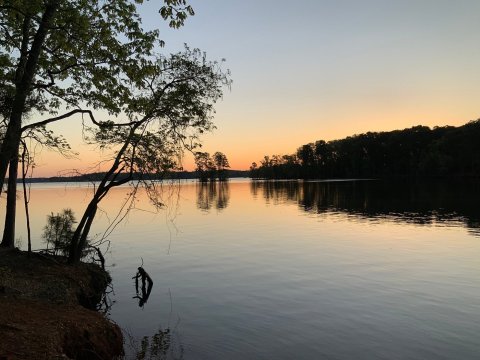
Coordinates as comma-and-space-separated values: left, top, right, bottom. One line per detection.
2, 1, 480, 359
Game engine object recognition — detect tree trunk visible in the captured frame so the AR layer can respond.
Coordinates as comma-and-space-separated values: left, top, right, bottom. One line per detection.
75, 206, 97, 262
22, 155, 32, 254
0, 121, 22, 195
0, 1, 59, 191
1, 157, 19, 248
67, 124, 139, 264
68, 201, 96, 264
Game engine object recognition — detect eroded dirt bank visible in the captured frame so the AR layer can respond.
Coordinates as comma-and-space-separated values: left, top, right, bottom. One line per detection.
0, 248, 123, 359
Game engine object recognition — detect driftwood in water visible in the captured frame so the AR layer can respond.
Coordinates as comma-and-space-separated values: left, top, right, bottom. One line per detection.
132, 266, 153, 307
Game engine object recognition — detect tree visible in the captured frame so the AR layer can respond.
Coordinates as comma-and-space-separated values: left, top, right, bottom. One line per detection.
42, 208, 76, 256
67, 47, 231, 263
0, 0, 195, 248
194, 151, 230, 182
1, 123, 74, 248
213, 151, 230, 181
194, 152, 215, 182
249, 162, 258, 178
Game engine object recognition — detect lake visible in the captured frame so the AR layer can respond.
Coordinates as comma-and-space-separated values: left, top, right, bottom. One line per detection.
3, 179, 480, 359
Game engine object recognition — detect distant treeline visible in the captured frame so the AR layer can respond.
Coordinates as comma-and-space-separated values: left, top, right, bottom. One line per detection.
23, 170, 249, 183
250, 120, 480, 179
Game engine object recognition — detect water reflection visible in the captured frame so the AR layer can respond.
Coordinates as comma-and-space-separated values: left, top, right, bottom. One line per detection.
134, 327, 184, 360
126, 287, 184, 360
127, 325, 184, 360
251, 180, 480, 234
196, 181, 230, 211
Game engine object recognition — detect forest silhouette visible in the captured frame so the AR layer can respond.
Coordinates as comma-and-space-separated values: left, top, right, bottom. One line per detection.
250, 120, 480, 180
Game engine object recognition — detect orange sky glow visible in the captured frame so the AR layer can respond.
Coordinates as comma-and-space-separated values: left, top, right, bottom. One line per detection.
28, 0, 480, 177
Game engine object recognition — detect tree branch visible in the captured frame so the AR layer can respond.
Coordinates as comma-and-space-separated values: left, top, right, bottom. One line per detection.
23, 109, 146, 133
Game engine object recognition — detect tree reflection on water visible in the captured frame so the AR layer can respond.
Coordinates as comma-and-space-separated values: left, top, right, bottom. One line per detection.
134, 326, 184, 360
128, 277, 184, 360
196, 181, 230, 211
125, 323, 183, 360
251, 179, 480, 235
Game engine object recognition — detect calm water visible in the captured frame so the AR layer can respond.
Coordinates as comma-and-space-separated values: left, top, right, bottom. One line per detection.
4, 179, 480, 359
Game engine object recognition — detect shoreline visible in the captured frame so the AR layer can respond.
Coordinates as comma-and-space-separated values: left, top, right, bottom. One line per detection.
0, 248, 123, 359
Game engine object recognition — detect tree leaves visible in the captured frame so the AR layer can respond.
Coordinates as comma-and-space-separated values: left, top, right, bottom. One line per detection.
0, 0, 197, 119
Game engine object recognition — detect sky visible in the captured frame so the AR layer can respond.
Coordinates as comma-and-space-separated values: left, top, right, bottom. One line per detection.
36, 0, 480, 176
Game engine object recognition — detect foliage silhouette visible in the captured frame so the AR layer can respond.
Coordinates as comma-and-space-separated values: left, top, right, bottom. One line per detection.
67, 47, 231, 263
251, 121, 480, 180
42, 208, 77, 256
195, 151, 230, 182
0, 0, 195, 248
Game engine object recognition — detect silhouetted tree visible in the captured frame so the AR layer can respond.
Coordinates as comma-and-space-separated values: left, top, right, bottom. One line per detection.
213, 151, 230, 181
0, 0, 195, 248
67, 47, 230, 264
42, 209, 76, 256
195, 151, 230, 182
250, 162, 259, 178
195, 152, 215, 182
1, 124, 74, 248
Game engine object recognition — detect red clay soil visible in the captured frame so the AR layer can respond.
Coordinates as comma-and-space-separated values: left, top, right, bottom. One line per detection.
0, 249, 123, 360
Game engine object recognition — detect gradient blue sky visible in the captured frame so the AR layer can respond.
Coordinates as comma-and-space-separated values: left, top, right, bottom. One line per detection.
38, 0, 480, 175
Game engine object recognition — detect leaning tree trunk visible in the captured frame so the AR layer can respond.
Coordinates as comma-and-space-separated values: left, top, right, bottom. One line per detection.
1, 157, 19, 248
68, 200, 98, 264
77, 204, 98, 254
67, 123, 139, 264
